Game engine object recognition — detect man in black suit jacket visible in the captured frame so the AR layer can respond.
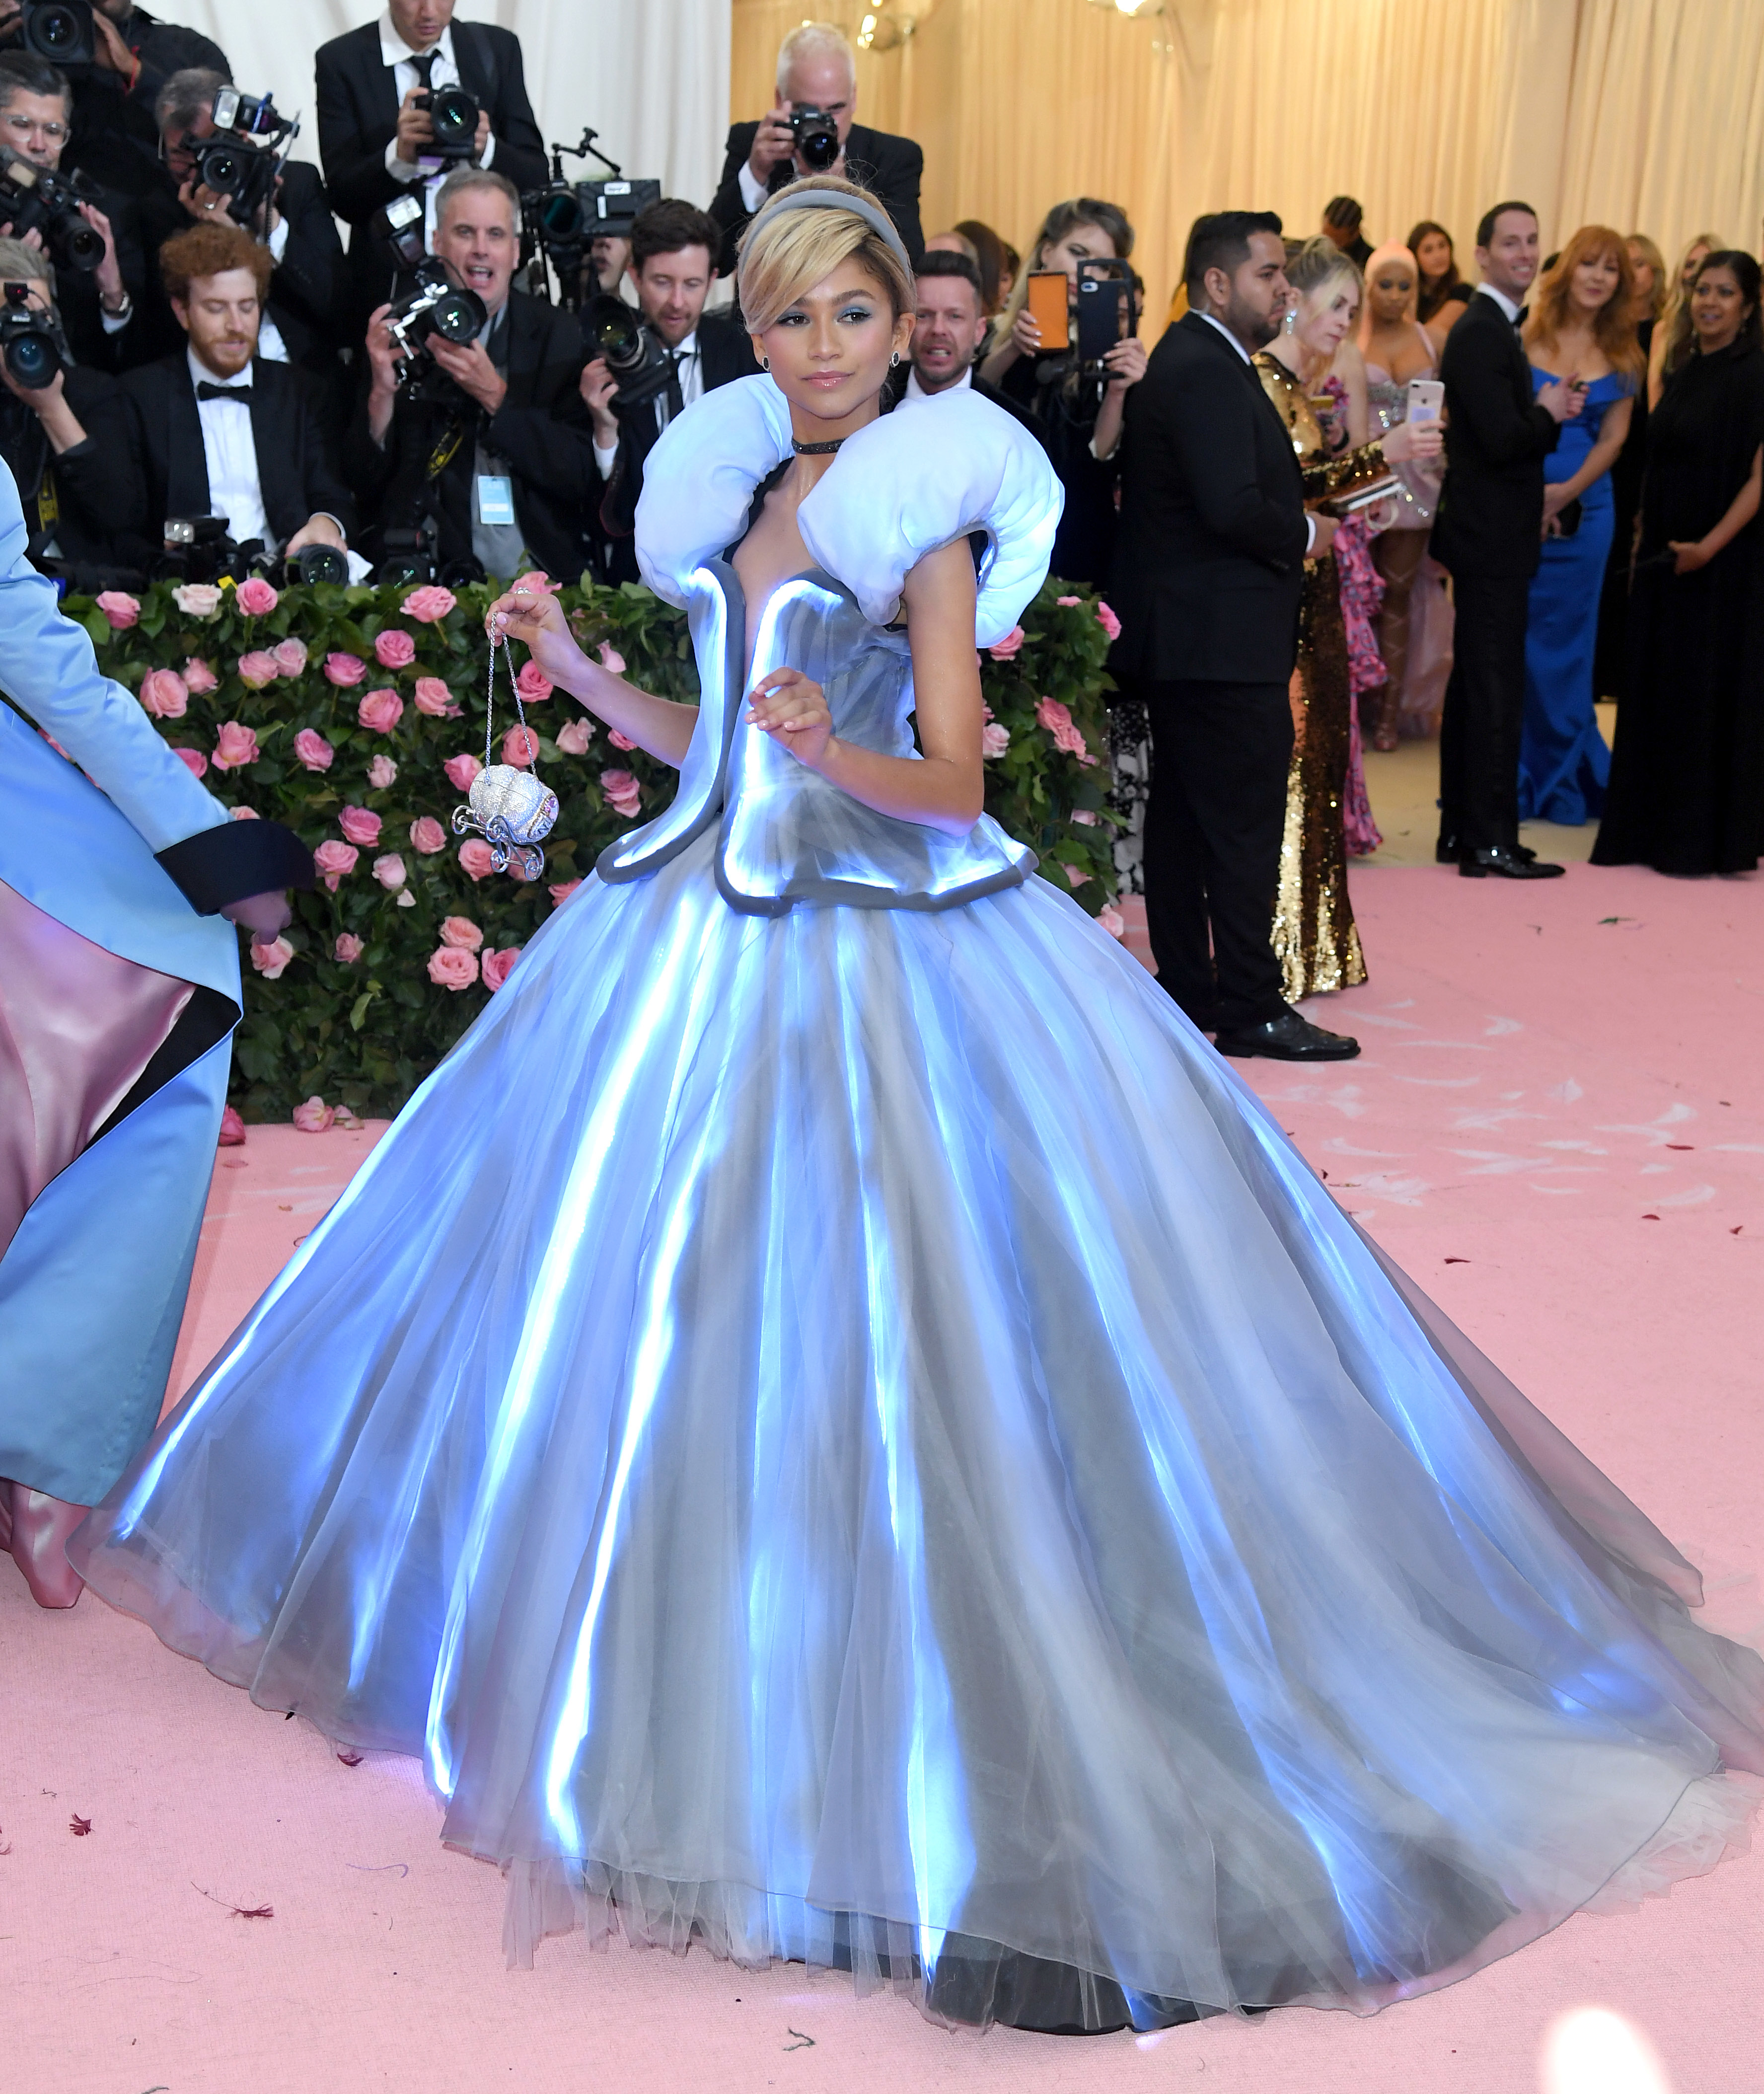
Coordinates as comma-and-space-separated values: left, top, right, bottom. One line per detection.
882, 250, 1044, 441
1431, 201, 1583, 879
709, 21, 921, 279
1109, 212, 1356, 1062
314, 0, 546, 332
582, 198, 760, 583
118, 222, 355, 570
352, 167, 592, 584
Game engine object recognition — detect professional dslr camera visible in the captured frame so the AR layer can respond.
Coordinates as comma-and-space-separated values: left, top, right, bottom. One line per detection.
0, 280, 69, 387
160, 516, 348, 589
383, 258, 487, 397
415, 82, 481, 163
581, 294, 675, 413
0, 156, 103, 273
18, 0, 95, 66
193, 87, 298, 231
787, 105, 841, 170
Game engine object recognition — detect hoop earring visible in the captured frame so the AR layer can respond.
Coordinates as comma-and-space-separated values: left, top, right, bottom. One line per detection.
890, 350, 900, 367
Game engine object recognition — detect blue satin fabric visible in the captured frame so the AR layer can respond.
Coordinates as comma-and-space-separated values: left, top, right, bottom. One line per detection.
1519, 369, 1631, 825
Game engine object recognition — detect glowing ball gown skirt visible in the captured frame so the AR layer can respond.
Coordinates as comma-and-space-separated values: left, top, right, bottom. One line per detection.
72, 385, 1764, 2035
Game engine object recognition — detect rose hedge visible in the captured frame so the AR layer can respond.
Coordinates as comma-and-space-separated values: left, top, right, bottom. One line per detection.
71, 572, 1119, 1119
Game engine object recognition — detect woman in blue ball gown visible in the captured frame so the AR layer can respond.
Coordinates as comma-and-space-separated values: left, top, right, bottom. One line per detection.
1518, 228, 1644, 826
72, 181, 1764, 2036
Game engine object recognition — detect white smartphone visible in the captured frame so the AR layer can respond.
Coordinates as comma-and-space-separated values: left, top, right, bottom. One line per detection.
1406, 378, 1445, 424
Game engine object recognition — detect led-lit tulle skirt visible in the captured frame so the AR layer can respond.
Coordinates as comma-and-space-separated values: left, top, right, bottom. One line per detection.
72, 830, 1764, 2031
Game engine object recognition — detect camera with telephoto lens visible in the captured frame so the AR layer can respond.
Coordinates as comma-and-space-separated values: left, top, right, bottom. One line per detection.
0, 281, 68, 388
0, 156, 103, 273
195, 87, 296, 230
19, 0, 94, 65
284, 544, 348, 587
581, 293, 675, 412
788, 105, 840, 170
161, 515, 255, 584
384, 259, 487, 395
415, 82, 480, 162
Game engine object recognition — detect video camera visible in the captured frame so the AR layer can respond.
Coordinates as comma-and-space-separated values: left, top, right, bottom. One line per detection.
415, 82, 480, 163
193, 87, 298, 232
0, 280, 68, 387
581, 295, 675, 412
787, 105, 841, 171
516, 128, 658, 310
373, 518, 486, 592
383, 258, 487, 396
160, 516, 350, 589
0, 156, 103, 274
18, 0, 94, 66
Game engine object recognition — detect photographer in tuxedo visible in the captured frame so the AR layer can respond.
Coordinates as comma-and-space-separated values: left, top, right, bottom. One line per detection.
1109, 211, 1357, 1063
583, 198, 757, 584
710, 21, 922, 279
315, 0, 546, 334
1432, 201, 1584, 879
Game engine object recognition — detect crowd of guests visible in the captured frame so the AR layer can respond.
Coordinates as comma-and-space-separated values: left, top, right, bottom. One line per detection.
0, 5, 1754, 917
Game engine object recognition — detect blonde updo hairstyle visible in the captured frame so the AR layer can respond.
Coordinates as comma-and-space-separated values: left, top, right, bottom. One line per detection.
736, 174, 916, 335
1286, 233, 1363, 311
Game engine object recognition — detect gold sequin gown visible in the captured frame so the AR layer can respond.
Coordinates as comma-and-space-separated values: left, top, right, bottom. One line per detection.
1253, 354, 1388, 1000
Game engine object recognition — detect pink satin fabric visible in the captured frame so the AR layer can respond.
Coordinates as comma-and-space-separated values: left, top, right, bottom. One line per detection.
0, 877, 192, 1261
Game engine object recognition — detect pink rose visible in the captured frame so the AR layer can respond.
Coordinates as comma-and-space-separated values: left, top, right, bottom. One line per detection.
374, 626, 417, 669
1056, 595, 1083, 607
1062, 862, 1091, 888
250, 934, 294, 980
183, 656, 219, 694
368, 753, 398, 789
1099, 904, 1125, 939
512, 569, 558, 598
600, 767, 641, 819
139, 667, 189, 719
1035, 695, 1089, 762
371, 853, 407, 890
981, 722, 1010, 759
427, 945, 479, 990
212, 720, 260, 769
597, 641, 625, 674
443, 751, 482, 793
515, 660, 553, 703
608, 728, 637, 750
548, 879, 582, 906
273, 638, 309, 678
236, 576, 278, 616
237, 650, 280, 689
334, 934, 365, 964
313, 838, 359, 891
439, 914, 483, 952
358, 687, 404, 734
96, 590, 140, 629
172, 746, 207, 778
1071, 808, 1100, 825
217, 1104, 246, 1147
503, 723, 540, 768
556, 718, 594, 756
402, 584, 457, 624
987, 624, 1025, 661
324, 651, 367, 687
230, 804, 260, 820
458, 838, 496, 881
173, 584, 222, 620
338, 804, 382, 848
293, 728, 334, 771
481, 946, 521, 992
414, 675, 453, 716
1096, 600, 1122, 641
409, 815, 446, 855
292, 1095, 335, 1133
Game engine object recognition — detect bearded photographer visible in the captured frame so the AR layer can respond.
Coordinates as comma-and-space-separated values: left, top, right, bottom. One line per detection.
352, 166, 592, 585
710, 21, 922, 278
0, 53, 144, 372
316, 0, 546, 335
582, 197, 758, 584
0, 237, 137, 578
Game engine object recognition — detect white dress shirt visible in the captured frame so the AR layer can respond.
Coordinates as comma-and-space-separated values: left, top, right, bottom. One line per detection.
592, 328, 706, 479
378, 10, 496, 246
189, 349, 268, 548
1475, 282, 1523, 325
901, 362, 972, 403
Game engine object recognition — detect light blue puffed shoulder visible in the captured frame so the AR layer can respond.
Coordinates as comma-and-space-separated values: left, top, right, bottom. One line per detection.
609, 377, 1061, 912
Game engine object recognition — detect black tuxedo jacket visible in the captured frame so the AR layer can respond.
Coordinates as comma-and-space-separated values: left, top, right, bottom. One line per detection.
350, 288, 593, 582
56, 9, 228, 194
709, 121, 923, 278
1108, 311, 1308, 685
118, 354, 356, 560
0, 365, 141, 575
47, 183, 148, 376
1430, 288, 1558, 580
600, 308, 762, 528
880, 364, 1049, 445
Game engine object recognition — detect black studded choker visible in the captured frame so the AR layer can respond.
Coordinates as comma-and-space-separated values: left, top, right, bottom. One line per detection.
791, 437, 845, 454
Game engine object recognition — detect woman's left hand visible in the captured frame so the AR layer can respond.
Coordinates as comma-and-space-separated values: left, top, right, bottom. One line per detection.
747, 668, 832, 766
1103, 336, 1148, 392
1669, 538, 1711, 575
1382, 419, 1443, 465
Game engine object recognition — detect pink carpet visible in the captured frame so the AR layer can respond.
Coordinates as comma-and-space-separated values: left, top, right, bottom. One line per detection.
6, 864, 1760, 2094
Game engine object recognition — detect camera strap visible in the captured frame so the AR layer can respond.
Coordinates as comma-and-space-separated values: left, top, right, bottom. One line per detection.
426, 417, 468, 479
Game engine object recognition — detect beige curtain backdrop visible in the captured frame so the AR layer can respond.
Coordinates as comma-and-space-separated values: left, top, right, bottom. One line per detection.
732, 0, 1764, 312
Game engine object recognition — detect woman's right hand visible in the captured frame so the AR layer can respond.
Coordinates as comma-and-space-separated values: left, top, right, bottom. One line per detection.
486, 578, 590, 688
1010, 306, 1043, 359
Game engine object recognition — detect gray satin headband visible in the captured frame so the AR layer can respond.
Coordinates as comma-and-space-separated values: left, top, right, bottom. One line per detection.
745, 185, 912, 276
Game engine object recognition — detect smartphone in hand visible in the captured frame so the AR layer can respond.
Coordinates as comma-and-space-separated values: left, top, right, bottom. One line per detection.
1405, 377, 1445, 424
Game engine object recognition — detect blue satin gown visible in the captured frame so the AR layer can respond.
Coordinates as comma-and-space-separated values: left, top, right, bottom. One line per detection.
70, 382, 1764, 2036
1518, 369, 1633, 824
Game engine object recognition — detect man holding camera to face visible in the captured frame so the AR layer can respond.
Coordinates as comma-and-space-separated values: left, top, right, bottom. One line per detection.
352, 165, 593, 587
582, 197, 759, 584
315, 1, 546, 334
710, 21, 922, 279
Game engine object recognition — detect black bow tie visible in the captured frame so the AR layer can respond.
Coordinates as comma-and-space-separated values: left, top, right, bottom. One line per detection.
197, 380, 252, 403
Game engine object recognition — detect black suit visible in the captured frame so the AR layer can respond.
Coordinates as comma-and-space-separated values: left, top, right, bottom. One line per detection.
55, 8, 229, 196
1430, 288, 1560, 853
349, 288, 592, 583
709, 121, 923, 279
314, 20, 547, 326
118, 353, 355, 564
44, 184, 148, 375
1110, 311, 1309, 1030
881, 364, 1047, 444
0, 365, 141, 579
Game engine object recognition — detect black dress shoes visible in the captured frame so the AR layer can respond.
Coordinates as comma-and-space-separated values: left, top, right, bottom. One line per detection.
1459, 846, 1564, 879
1214, 1010, 1361, 1061
1438, 835, 1536, 865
